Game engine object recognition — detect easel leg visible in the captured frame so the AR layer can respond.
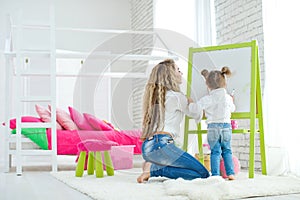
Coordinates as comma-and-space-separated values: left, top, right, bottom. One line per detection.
249, 128, 255, 178
256, 50, 267, 175
183, 117, 189, 152
259, 120, 267, 175
197, 132, 204, 164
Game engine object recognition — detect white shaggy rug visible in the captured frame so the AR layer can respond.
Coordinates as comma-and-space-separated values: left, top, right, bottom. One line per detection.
51, 168, 300, 200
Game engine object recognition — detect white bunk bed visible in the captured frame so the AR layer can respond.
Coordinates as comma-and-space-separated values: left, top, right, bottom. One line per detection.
4, 7, 177, 175
4, 7, 58, 175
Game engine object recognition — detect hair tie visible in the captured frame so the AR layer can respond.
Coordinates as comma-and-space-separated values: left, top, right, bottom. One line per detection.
224, 74, 227, 81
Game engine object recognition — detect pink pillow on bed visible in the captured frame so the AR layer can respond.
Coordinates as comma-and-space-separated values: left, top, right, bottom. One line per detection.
35, 104, 63, 130
83, 113, 114, 131
8, 116, 43, 129
102, 119, 116, 130
35, 104, 51, 122
68, 106, 93, 130
49, 106, 78, 130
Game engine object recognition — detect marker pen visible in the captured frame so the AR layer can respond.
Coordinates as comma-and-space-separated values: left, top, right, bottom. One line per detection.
231, 89, 235, 96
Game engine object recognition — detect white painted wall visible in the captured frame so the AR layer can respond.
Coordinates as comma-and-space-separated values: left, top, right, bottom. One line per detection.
0, 0, 131, 168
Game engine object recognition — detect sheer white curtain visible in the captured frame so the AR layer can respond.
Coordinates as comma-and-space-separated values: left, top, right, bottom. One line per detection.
263, 0, 300, 176
153, 0, 213, 153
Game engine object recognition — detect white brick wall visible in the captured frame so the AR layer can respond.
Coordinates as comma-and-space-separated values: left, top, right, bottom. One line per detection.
130, 0, 154, 129
214, 0, 265, 171
129, 0, 266, 171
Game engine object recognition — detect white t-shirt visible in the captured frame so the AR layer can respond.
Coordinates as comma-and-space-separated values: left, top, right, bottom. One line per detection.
157, 90, 199, 138
189, 88, 235, 124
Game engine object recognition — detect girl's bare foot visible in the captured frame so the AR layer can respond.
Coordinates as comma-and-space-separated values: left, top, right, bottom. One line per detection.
228, 175, 235, 180
137, 162, 151, 183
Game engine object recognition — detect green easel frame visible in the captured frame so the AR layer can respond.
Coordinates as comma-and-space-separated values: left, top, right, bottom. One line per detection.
183, 40, 267, 178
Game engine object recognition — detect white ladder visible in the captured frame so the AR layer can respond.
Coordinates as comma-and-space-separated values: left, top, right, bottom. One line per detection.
4, 6, 57, 175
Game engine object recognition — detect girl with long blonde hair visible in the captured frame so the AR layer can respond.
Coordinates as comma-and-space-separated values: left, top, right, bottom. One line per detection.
137, 59, 210, 183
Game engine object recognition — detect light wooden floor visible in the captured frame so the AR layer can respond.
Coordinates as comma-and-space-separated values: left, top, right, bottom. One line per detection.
0, 171, 93, 200
0, 155, 92, 200
1, 155, 300, 200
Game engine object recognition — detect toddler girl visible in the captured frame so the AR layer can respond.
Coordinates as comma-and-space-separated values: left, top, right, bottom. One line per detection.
190, 66, 235, 180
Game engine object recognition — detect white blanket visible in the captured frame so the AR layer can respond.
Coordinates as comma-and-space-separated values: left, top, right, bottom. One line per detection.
51, 168, 300, 200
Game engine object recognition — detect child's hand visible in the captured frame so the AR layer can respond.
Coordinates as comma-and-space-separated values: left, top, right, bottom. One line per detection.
187, 97, 194, 105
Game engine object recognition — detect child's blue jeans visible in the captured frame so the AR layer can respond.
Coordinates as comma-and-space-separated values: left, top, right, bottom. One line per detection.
207, 123, 234, 176
142, 134, 210, 180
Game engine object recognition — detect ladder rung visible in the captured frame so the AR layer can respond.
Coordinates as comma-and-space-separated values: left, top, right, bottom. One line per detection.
19, 72, 52, 77
5, 50, 52, 58
19, 122, 53, 128
9, 149, 54, 156
20, 96, 52, 102
8, 135, 32, 142
12, 24, 51, 29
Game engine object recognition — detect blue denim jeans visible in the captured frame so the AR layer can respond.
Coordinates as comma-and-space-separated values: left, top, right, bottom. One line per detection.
142, 134, 210, 180
207, 123, 234, 176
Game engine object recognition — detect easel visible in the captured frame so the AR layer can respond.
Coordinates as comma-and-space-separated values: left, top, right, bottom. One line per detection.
182, 40, 267, 178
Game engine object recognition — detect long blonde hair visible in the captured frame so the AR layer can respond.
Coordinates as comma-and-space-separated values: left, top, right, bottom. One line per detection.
141, 59, 181, 140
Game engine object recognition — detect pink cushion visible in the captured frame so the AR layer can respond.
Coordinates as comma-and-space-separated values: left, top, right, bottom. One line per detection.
49, 105, 78, 130
83, 113, 114, 131
35, 104, 63, 130
8, 116, 43, 129
68, 106, 93, 130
